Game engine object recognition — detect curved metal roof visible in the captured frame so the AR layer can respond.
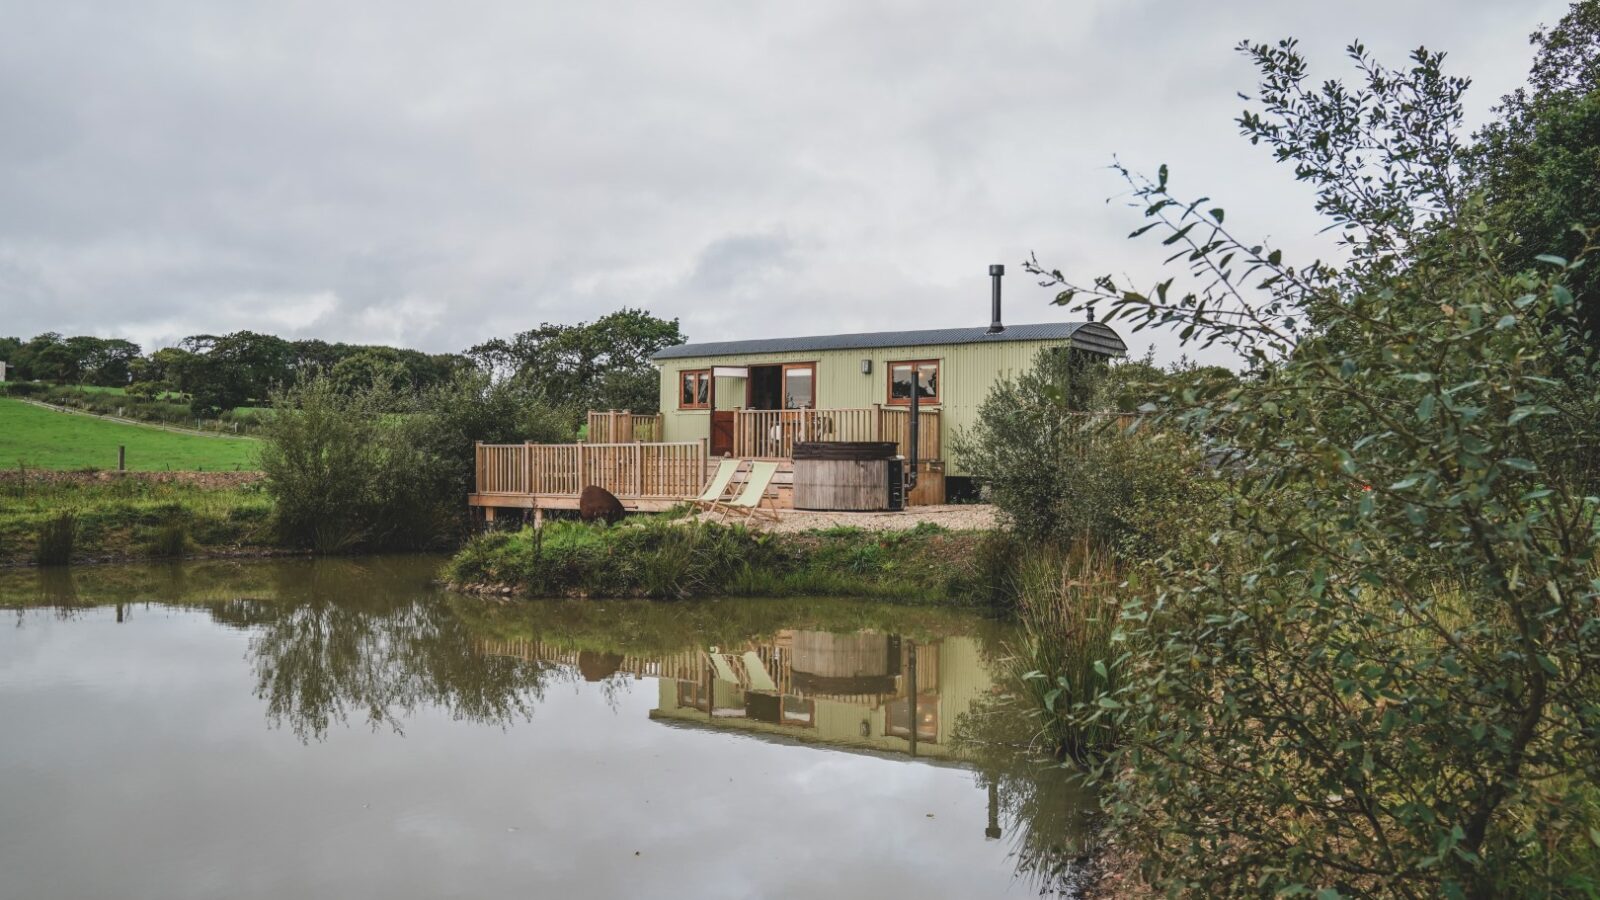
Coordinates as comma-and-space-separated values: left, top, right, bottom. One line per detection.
651, 321, 1125, 361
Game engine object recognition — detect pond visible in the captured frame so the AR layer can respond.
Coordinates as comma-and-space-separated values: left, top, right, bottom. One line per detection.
0, 556, 1094, 899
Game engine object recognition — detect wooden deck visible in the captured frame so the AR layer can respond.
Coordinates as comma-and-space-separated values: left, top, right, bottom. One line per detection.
469, 405, 948, 520
470, 440, 707, 517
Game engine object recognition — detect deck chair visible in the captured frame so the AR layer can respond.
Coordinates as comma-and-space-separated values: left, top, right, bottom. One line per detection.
708, 651, 741, 685
689, 458, 743, 513
712, 460, 781, 524
741, 651, 778, 692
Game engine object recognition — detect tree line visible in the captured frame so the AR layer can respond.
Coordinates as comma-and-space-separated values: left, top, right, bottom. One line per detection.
0, 308, 685, 418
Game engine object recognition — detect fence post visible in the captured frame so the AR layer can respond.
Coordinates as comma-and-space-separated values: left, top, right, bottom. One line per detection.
872, 403, 882, 441
117, 445, 126, 472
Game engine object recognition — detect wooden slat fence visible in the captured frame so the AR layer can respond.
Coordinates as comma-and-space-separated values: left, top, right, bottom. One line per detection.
733, 406, 941, 460
585, 410, 663, 443
475, 440, 706, 499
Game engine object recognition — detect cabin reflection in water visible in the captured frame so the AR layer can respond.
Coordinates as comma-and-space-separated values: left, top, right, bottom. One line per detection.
478, 630, 995, 760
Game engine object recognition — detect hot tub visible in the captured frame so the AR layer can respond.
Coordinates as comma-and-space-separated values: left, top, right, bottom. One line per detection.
791, 441, 903, 511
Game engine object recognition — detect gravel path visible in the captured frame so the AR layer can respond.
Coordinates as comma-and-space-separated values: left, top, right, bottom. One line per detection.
696, 504, 1000, 533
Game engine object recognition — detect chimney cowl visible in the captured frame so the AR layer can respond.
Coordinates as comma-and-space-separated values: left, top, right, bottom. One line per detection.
986, 264, 1005, 333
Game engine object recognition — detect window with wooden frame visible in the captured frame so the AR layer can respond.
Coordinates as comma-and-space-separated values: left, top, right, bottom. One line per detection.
781, 362, 816, 409
679, 369, 711, 409
887, 359, 939, 405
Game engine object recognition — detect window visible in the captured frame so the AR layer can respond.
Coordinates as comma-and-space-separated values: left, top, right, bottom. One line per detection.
782, 363, 815, 409
888, 359, 939, 405
679, 369, 711, 409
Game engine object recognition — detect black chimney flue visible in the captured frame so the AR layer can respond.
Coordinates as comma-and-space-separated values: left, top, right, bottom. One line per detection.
987, 264, 1005, 333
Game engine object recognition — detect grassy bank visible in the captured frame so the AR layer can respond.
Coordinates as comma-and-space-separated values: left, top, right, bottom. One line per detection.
0, 472, 276, 566
445, 518, 1017, 604
0, 398, 260, 471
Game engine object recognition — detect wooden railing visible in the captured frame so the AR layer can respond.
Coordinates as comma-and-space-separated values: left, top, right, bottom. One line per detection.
475, 440, 706, 499
732, 406, 941, 460
584, 410, 663, 443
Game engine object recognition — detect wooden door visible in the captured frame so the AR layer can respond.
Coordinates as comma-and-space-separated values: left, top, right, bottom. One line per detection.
711, 410, 735, 457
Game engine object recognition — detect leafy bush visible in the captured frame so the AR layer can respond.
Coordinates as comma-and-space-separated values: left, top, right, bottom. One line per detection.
259, 370, 575, 553
955, 348, 1221, 555
258, 376, 445, 552
1030, 39, 1600, 898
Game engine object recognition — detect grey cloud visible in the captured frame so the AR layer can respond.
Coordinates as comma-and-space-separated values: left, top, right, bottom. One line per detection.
0, 0, 1573, 366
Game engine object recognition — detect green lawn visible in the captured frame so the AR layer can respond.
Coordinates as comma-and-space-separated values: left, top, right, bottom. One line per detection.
0, 399, 260, 471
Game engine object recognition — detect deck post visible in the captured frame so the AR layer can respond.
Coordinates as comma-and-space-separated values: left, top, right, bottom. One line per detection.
533, 507, 543, 530
578, 443, 588, 491
474, 441, 483, 495
872, 404, 882, 441
907, 639, 918, 757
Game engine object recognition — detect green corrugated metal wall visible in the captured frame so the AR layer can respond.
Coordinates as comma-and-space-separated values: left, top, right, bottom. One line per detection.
655, 338, 1067, 475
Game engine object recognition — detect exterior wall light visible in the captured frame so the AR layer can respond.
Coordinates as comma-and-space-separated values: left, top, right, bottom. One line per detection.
860, 359, 872, 375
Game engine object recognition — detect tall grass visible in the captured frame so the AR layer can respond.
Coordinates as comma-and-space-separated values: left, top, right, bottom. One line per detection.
1008, 545, 1128, 762
34, 511, 77, 566
0, 476, 271, 565
145, 520, 190, 559
445, 517, 1001, 603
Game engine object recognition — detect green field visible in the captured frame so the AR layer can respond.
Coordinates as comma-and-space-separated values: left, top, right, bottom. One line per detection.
0, 399, 260, 471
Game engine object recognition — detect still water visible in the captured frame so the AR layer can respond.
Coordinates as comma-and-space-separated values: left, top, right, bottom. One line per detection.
0, 556, 1091, 900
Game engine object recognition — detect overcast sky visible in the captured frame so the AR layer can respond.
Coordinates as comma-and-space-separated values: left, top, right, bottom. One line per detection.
0, 0, 1572, 366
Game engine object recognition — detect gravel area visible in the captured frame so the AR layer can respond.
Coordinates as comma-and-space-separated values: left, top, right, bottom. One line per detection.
696, 503, 1000, 533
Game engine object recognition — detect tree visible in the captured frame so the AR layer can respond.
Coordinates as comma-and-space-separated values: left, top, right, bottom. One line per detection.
0, 336, 22, 370
1029, 39, 1600, 896
13, 333, 77, 382
1473, 0, 1600, 347
329, 347, 413, 396
467, 308, 684, 414
77, 338, 141, 386
181, 331, 293, 414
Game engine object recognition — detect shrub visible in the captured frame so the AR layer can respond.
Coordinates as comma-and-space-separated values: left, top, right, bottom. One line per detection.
955, 349, 1221, 555
34, 511, 76, 566
1029, 39, 1600, 898
258, 375, 445, 552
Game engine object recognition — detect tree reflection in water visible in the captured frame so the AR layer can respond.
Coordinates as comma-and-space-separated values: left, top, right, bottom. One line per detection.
955, 694, 1102, 897
207, 558, 556, 742
4, 557, 1098, 895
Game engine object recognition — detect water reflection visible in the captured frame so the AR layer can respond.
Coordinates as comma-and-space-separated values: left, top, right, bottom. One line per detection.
481, 630, 983, 759
0, 557, 1094, 898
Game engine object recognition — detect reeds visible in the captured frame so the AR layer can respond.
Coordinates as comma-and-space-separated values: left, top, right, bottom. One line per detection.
1008, 543, 1127, 762
34, 511, 77, 566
